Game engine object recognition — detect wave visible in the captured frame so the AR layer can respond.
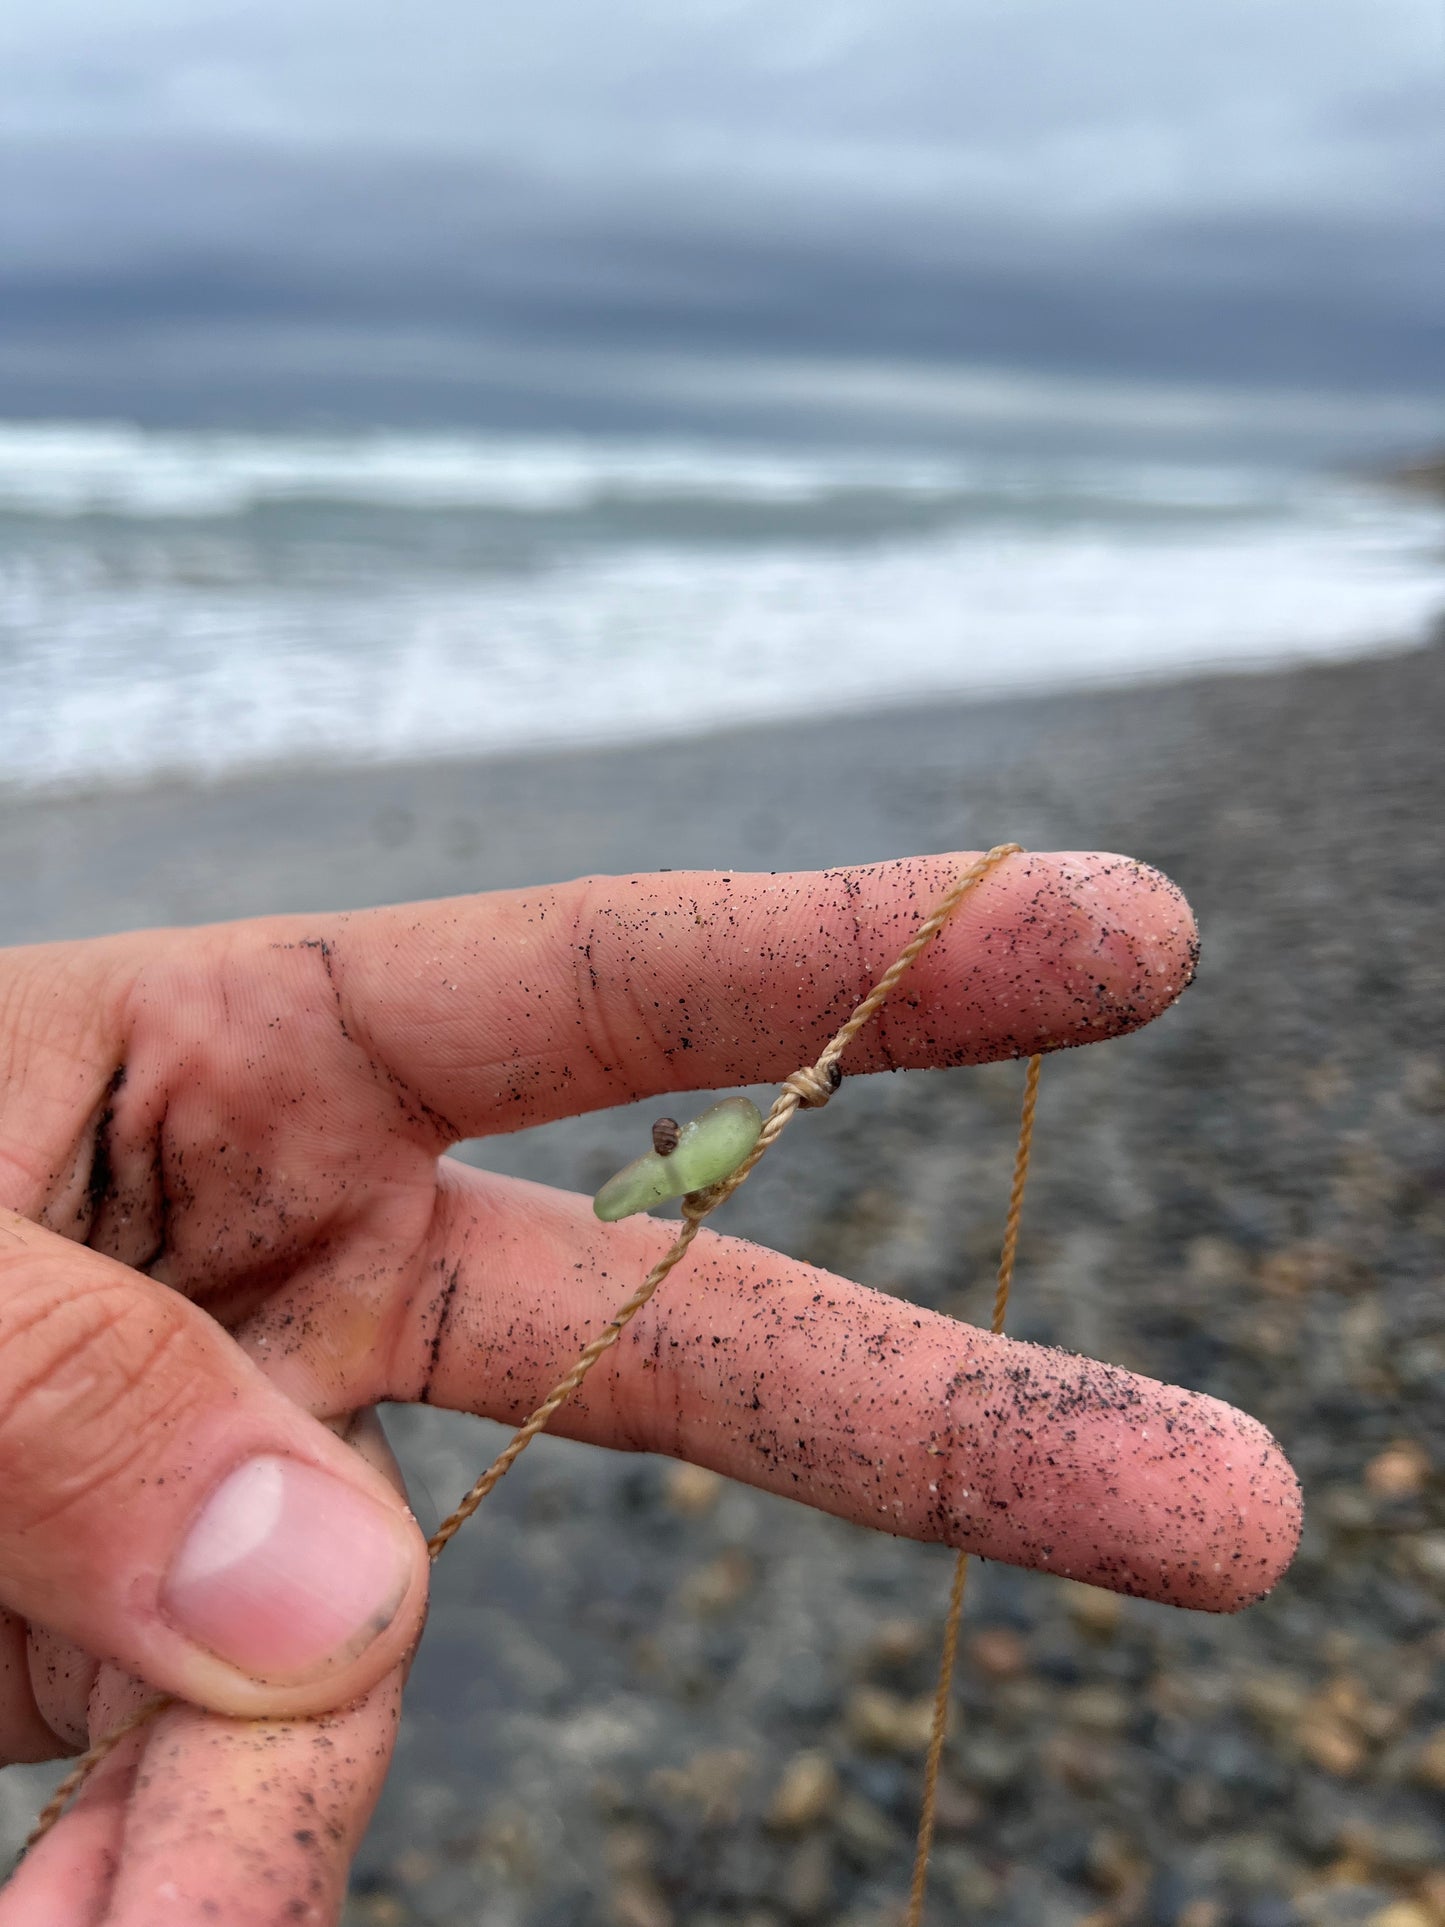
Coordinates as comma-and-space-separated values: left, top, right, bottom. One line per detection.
0, 420, 1327, 522
3, 498, 1441, 795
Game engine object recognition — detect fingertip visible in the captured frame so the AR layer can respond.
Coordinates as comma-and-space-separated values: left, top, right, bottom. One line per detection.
1050, 850, 1200, 1025
949, 1343, 1302, 1614
159, 1454, 430, 1717
1000, 849, 1199, 1047
868, 849, 1199, 1070
1161, 1397, 1304, 1615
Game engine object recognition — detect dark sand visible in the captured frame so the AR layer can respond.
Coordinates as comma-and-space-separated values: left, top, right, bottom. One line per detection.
3, 638, 1444, 1926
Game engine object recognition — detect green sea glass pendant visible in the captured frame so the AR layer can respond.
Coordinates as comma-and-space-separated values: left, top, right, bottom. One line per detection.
593, 1096, 764, 1221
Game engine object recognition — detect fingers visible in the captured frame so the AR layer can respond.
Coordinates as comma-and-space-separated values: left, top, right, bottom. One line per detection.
0, 1665, 401, 1927
0, 1211, 429, 1719
257, 850, 1197, 1138
260, 1165, 1300, 1613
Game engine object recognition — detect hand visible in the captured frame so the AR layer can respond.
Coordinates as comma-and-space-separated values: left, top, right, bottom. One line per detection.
0, 852, 1301, 1925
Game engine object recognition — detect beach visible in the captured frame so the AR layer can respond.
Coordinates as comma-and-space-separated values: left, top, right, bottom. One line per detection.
2, 634, 1444, 1926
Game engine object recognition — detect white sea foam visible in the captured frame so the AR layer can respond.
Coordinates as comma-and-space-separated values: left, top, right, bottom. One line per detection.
0, 420, 1328, 519
0, 423, 1440, 794
0, 421, 973, 517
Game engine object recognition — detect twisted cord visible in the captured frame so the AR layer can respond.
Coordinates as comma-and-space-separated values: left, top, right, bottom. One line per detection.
23, 843, 1024, 1855
26, 1695, 173, 1850
906, 1050, 1044, 1927
993, 1050, 1043, 1336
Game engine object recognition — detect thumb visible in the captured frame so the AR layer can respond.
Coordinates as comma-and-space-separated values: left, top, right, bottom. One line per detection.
0, 1210, 429, 1719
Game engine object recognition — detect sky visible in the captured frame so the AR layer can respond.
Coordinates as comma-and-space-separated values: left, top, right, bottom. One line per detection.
2, 0, 1442, 451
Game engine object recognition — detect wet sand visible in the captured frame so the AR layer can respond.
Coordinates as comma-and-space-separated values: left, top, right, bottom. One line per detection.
3, 635, 1444, 1926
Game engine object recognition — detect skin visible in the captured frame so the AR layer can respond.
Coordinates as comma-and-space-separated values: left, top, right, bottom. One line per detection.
0, 850, 1302, 1925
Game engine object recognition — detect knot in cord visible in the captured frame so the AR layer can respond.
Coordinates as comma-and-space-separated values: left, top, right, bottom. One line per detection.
784, 1061, 843, 1109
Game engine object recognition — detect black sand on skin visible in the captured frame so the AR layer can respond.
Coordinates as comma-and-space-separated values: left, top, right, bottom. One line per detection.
1, 636, 1443, 1927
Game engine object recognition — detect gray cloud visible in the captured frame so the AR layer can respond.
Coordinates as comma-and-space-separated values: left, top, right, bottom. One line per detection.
2, 1, 1441, 443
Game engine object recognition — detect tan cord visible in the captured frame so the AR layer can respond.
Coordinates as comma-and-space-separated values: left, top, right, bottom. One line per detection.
993, 1050, 1043, 1339
26, 1695, 173, 1848
906, 1050, 1043, 1927
24, 843, 1024, 1855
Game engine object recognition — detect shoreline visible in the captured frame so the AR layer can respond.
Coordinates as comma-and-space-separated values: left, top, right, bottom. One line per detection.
3, 628, 1440, 946
0, 620, 1436, 810
3, 621, 1442, 829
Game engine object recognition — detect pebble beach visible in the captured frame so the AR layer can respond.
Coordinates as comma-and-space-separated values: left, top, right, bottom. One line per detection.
2, 632, 1443, 1927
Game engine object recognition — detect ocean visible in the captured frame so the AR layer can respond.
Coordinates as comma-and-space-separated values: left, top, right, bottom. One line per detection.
1, 420, 1440, 796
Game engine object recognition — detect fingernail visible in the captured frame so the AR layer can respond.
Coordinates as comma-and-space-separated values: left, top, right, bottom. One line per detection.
162, 1456, 417, 1681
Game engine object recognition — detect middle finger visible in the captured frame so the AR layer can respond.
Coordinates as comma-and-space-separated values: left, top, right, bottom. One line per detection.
244, 1163, 1302, 1615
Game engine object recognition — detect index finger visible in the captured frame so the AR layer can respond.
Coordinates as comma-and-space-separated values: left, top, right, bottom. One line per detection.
261, 850, 1197, 1140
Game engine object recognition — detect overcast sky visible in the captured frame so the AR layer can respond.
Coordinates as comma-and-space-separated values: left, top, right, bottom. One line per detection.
2, 0, 1441, 447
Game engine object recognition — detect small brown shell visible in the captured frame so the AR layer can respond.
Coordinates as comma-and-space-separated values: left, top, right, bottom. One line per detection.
651, 1116, 681, 1158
